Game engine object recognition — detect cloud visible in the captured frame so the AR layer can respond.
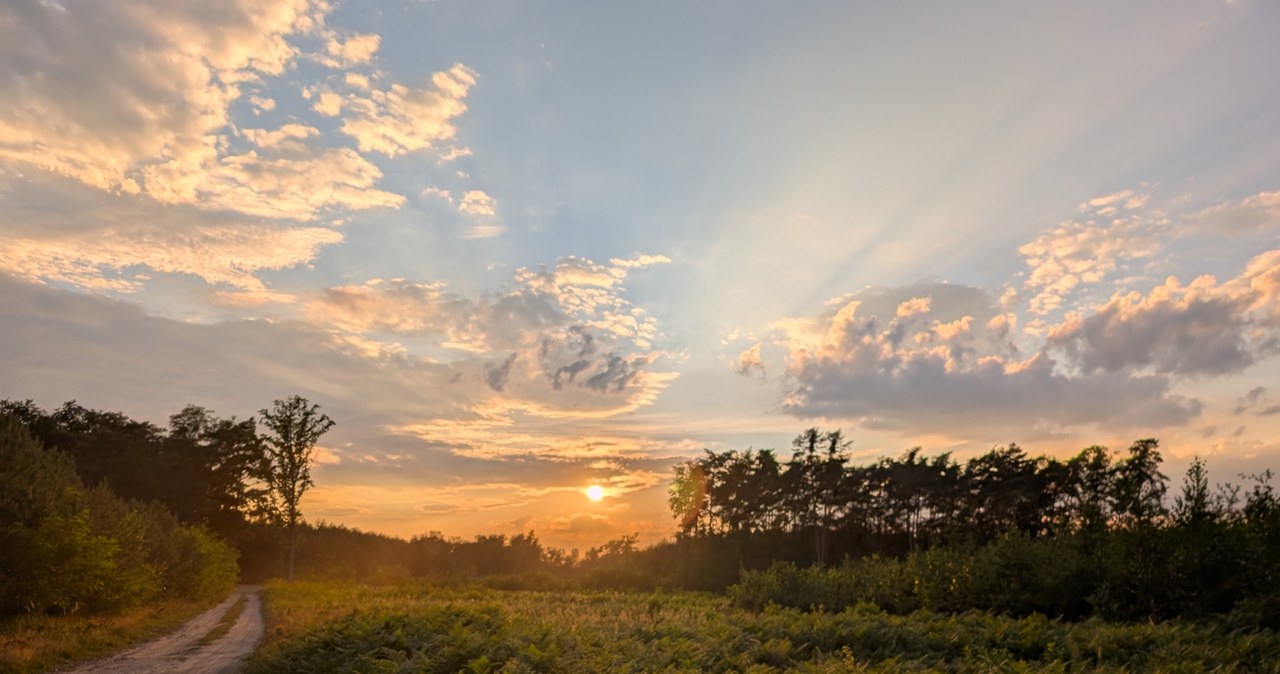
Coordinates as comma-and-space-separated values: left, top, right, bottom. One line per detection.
1047, 275, 1259, 378
1232, 386, 1280, 417
896, 296, 932, 318
0, 0, 329, 199
0, 273, 478, 433
310, 278, 564, 351
241, 124, 320, 150
455, 189, 503, 238
1188, 191, 1280, 234
0, 173, 343, 293
142, 145, 405, 220
0, 0, 504, 227
609, 254, 673, 269
1019, 204, 1167, 315
313, 91, 344, 117
1047, 248, 1280, 378
308, 256, 677, 420
1233, 386, 1269, 415
774, 282, 1201, 439
324, 32, 380, 66
1019, 187, 1280, 317
458, 190, 496, 216
735, 342, 766, 378
772, 245, 1280, 440
335, 64, 477, 158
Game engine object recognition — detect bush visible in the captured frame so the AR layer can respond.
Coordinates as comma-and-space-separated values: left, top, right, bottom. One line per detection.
0, 412, 239, 615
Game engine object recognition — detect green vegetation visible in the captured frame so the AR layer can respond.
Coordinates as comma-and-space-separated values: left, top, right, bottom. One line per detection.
5, 394, 1280, 669
0, 397, 335, 583
0, 396, 325, 671
0, 413, 238, 616
258, 396, 335, 582
247, 580, 1280, 673
0, 597, 215, 673
668, 431, 1280, 624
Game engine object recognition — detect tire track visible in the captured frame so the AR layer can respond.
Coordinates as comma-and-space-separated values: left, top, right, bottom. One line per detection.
63, 585, 264, 674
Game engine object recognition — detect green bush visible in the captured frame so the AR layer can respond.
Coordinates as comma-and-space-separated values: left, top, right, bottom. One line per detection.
0, 412, 239, 615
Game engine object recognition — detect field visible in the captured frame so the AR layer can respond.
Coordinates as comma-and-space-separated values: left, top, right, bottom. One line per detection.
246, 581, 1280, 673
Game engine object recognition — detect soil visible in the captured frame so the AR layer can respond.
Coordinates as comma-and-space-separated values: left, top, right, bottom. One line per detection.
62, 585, 264, 674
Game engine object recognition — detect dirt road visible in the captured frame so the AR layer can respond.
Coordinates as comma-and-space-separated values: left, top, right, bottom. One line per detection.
64, 585, 264, 674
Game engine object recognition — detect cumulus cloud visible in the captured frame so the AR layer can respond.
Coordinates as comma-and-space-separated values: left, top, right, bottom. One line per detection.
308, 255, 677, 420
458, 190, 497, 216
768, 243, 1280, 440
1048, 275, 1258, 377
773, 282, 1201, 439
1048, 249, 1280, 378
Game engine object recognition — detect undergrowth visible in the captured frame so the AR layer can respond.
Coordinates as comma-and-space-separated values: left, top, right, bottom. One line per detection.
246, 580, 1280, 673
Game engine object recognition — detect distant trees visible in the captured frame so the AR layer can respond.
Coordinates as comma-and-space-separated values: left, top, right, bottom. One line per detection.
667, 430, 1196, 557
258, 395, 335, 581
674, 429, 1280, 624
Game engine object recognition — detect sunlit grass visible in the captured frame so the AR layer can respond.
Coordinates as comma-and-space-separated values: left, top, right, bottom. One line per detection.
0, 597, 216, 673
247, 580, 1280, 673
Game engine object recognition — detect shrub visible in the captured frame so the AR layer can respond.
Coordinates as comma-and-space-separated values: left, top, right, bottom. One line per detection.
0, 412, 239, 615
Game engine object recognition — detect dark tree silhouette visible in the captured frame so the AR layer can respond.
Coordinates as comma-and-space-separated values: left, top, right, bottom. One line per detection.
259, 395, 335, 581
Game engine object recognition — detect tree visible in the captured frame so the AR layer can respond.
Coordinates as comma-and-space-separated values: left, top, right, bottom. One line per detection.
166, 405, 268, 535
258, 396, 334, 581
1112, 438, 1167, 529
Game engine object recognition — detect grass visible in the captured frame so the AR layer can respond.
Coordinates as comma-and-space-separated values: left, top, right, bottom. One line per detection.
246, 580, 1280, 673
0, 597, 216, 673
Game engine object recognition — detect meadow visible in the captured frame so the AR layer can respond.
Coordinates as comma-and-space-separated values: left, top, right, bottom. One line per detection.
245, 580, 1280, 673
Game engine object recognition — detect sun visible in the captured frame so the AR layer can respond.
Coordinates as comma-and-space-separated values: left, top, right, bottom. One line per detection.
585, 485, 604, 501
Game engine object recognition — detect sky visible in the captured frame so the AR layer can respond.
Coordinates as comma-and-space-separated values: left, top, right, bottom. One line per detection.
3, 0, 1280, 551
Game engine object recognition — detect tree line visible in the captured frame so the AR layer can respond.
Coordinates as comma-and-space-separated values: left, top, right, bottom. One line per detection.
0, 395, 333, 615
671, 429, 1280, 624
5, 397, 1277, 625
670, 429, 1182, 561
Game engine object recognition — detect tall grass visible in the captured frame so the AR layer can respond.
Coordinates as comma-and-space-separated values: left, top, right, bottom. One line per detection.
247, 580, 1280, 673
0, 597, 215, 673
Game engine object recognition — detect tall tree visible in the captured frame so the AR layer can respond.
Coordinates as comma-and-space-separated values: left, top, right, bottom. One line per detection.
166, 405, 268, 536
259, 396, 334, 581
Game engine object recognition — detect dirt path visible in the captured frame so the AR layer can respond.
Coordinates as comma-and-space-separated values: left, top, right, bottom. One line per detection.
63, 585, 265, 674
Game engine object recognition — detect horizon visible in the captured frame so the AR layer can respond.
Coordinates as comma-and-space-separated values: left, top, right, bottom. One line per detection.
3, 0, 1280, 552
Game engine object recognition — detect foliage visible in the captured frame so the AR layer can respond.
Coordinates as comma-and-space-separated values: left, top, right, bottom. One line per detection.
259, 395, 335, 581
0, 411, 238, 617
247, 581, 1280, 673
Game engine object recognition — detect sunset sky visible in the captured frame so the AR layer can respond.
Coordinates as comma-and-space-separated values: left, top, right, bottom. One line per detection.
3, 0, 1280, 551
